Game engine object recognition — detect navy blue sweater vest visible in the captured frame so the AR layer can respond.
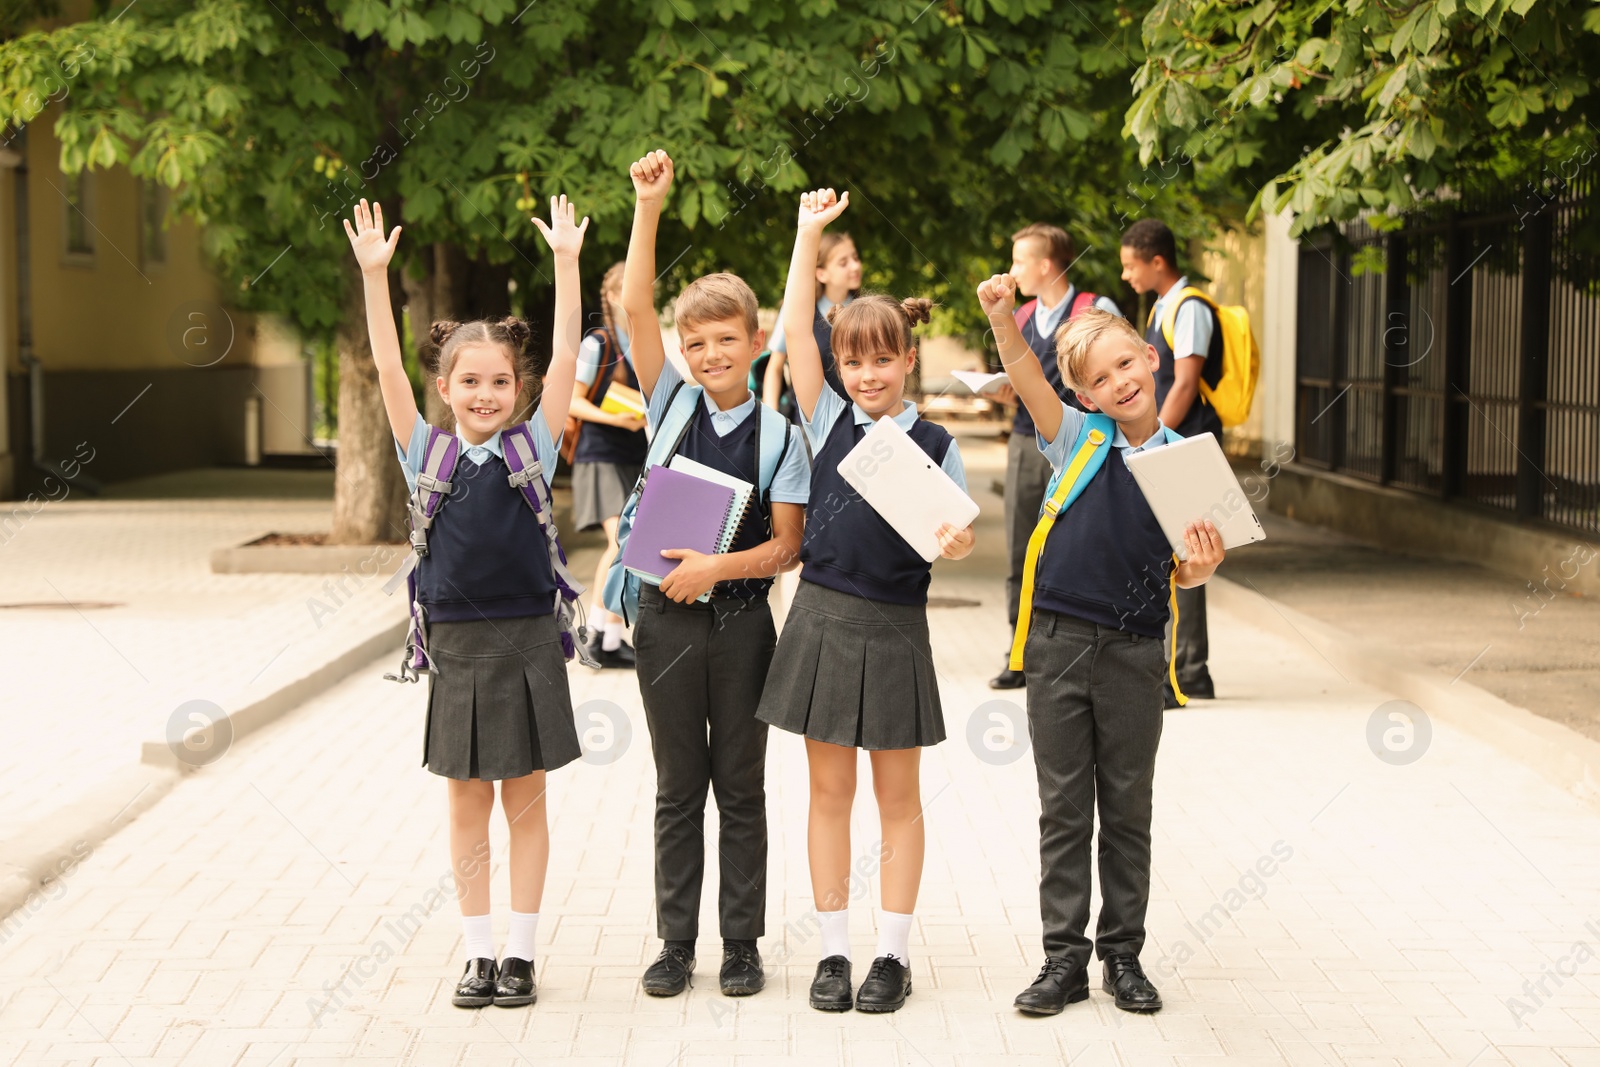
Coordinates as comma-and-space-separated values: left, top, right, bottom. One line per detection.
801, 411, 954, 606
1148, 300, 1224, 443
418, 452, 556, 623
1013, 310, 1064, 439
1032, 446, 1175, 637
573, 329, 649, 466
675, 404, 779, 600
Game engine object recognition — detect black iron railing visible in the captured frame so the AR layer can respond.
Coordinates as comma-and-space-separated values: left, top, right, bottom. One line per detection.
1296, 176, 1600, 536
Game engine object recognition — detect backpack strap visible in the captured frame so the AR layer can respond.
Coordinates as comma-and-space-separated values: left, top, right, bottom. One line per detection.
407, 427, 460, 557
1008, 413, 1115, 671
753, 404, 792, 520
1068, 289, 1097, 318
1013, 298, 1038, 333
502, 420, 601, 667
1157, 286, 1215, 352
634, 379, 698, 490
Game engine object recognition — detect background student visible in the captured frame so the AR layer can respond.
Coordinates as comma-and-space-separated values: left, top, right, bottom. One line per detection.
989, 222, 1122, 690
1119, 218, 1222, 704
566, 261, 647, 668
762, 229, 860, 419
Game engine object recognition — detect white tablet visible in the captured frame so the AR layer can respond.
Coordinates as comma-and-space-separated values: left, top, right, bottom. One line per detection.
1122, 433, 1266, 561
837, 415, 980, 562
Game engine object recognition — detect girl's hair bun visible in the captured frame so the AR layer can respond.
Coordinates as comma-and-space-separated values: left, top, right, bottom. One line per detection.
498, 316, 531, 354
900, 297, 933, 328
430, 320, 464, 349
825, 303, 844, 327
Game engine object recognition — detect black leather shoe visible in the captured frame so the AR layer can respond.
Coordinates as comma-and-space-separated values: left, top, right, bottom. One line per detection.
452, 958, 497, 1008
989, 668, 1026, 690
1013, 955, 1088, 1016
1102, 953, 1162, 1012
641, 943, 695, 996
719, 941, 764, 996
1164, 688, 1182, 710
597, 640, 637, 669
493, 956, 536, 1007
854, 955, 911, 1013
808, 955, 852, 1012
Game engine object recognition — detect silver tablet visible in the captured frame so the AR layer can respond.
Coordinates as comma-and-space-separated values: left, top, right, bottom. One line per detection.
1123, 434, 1266, 561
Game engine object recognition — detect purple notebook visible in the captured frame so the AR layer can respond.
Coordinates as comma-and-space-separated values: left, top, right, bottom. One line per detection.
620, 464, 737, 581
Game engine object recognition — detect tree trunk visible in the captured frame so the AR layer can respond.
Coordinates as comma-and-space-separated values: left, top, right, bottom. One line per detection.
328, 258, 408, 545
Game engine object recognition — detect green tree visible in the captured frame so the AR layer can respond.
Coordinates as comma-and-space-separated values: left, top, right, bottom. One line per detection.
2, 0, 1218, 535
1127, 0, 1600, 233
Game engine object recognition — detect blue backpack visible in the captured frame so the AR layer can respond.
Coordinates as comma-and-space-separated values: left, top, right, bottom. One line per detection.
602, 380, 794, 624
384, 419, 600, 682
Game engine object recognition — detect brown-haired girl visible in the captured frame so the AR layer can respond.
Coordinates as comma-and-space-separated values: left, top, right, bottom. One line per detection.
344, 194, 588, 1011
566, 261, 646, 668
756, 188, 975, 1015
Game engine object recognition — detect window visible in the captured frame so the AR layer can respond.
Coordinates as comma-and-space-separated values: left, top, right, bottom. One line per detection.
141, 179, 167, 266
63, 170, 92, 256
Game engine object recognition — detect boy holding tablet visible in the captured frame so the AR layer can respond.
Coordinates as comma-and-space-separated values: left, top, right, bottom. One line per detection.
975, 274, 1225, 1018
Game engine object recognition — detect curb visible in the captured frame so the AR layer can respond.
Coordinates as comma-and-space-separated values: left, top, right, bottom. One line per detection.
1210, 576, 1600, 809
140, 619, 408, 770
0, 617, 407, 924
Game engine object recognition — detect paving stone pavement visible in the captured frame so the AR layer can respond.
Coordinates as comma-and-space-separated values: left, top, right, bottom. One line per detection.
2, 439, 1598, 1065
0, 494, 407, 842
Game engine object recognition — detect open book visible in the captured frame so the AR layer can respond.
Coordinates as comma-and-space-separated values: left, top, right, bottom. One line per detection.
950, 369, 1010, 396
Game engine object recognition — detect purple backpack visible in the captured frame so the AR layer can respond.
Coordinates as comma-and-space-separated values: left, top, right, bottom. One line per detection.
383, 421, 600, 682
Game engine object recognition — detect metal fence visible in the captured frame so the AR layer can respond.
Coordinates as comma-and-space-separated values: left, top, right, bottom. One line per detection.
1296, 174, 1600, 536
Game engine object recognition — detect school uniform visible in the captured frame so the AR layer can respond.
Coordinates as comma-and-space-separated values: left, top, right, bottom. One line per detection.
1146, 277, 1220, 698
757, 388, 968, 750
394, 412, 583, 781
633, 360, 811, 943
1022, 400, 1176, 971
570, 325, 648, 530
769, 295, 851, 422
1003, 288, 1121, 628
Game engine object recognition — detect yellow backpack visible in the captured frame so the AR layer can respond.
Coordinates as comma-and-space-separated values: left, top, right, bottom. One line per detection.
1159, 287, 1260, 428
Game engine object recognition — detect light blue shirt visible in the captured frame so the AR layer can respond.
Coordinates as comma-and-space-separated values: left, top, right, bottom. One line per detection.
1037, 401, 1173, 472
575, 324, 632, 387
803, 386, 968, 493
1034, 285, 1122, 338
1147, 274, 1213, 361
643, 359, 811, 505
393, 410, 560, 496
769, 294, 842, 355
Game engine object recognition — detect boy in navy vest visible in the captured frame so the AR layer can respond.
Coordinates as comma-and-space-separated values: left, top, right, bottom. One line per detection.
990, 222, 1122, 691
620, 150, 811, 999
977, 272, 1225, 1018
1120, 219, 1222, 705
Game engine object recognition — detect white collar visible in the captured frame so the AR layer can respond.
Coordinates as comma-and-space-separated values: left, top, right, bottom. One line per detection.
703, 388, 757, 424
851, 397, 919, 431
457, 428, 504, 458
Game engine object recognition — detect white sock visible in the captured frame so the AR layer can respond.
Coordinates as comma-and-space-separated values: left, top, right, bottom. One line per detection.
461, 913, 495, 962
876, 910, 913, 967
818, 909, 850, 962
602, 619, 623, 651
504, 910, 539, 963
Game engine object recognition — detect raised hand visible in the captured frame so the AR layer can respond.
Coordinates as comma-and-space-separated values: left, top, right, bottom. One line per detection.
343, 199, 401, 276
797, 187, 849, 231
532, 194, 589, 259
976, 273, 1018, 317
630, 150, 674, 203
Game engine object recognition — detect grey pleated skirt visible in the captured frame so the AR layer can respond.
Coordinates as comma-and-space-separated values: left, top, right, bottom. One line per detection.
423, 613, 583, 780
756, 578, 946, 750
570, 460, 636, 531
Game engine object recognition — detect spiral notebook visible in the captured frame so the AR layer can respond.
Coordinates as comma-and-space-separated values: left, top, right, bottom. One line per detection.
667, 455, 754, 553
620, 464, 748, 593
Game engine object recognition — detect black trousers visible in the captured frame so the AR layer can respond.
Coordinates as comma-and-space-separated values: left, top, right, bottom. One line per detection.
1022, 608, 1165, 968
1004, 431, 1054, 628
634, 583, 775, 942
1167, 584, 1214, 697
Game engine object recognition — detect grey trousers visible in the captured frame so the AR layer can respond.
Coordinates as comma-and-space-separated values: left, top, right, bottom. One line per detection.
1004, 431, 1054, 628
1166, 584, 1214, 697
634, 583, 775, 942
1023, 609, 1165, 967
